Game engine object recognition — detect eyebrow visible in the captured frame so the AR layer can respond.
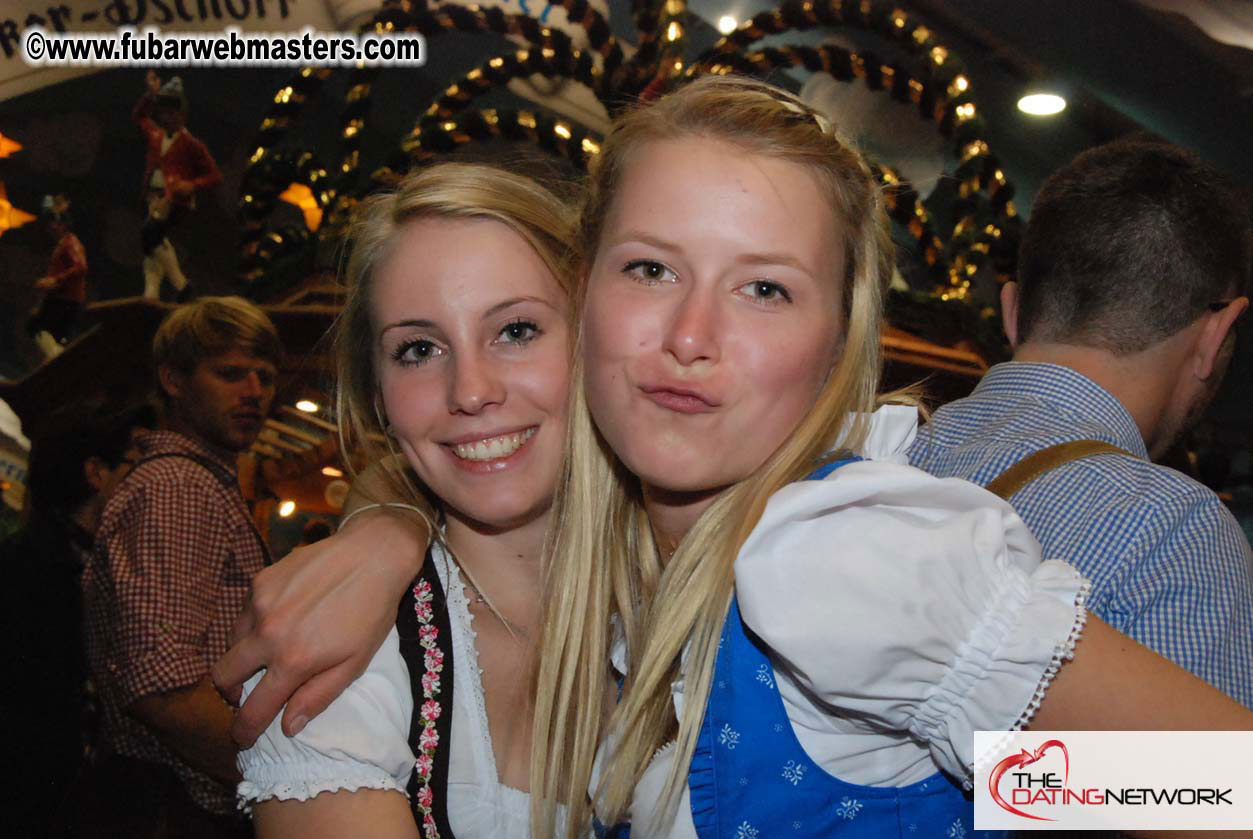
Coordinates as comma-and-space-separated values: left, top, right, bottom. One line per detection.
378, 295, 561, 336
608, 231, 816, 274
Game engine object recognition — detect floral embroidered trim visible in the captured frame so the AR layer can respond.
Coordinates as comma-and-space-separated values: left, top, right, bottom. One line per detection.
412, 578, 444, 839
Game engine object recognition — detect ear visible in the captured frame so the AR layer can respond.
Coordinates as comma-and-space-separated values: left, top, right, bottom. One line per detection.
158, 363, 184, 401
1193, 296, 1248, 380
83, 456, 109, 493
1000, 281, 1021, 349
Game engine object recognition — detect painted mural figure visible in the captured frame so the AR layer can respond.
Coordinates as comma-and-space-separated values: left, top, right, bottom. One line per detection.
28, 194, 86, 361
133, 71, 222, 301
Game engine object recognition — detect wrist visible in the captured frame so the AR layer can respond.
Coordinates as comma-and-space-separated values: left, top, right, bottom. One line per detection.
338, 503, 429, 578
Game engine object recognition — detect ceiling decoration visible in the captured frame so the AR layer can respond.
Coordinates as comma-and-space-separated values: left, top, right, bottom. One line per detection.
236, 0, 1021, 319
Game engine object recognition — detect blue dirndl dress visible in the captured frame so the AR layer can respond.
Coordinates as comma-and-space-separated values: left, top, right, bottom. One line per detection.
599, 459, 1007, 838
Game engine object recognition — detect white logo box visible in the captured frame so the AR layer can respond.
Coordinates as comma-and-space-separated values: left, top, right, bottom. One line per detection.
974, 730, 1253, 830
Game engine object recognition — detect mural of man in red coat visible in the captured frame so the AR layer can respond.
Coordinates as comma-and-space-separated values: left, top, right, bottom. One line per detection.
28, 194, 87, 361
133, 71, 222, 301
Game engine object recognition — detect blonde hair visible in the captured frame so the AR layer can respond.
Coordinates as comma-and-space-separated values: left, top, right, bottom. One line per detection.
153, 294, 282, 377
531, 75, 896, 837
333, 162, 578, 510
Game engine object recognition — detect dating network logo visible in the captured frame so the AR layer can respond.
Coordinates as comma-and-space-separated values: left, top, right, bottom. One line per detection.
987, 737, 1232, 822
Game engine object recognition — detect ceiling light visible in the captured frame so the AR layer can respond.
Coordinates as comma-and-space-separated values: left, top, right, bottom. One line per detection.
717, 15, 737, 34
278, 500, 296, 517
321, 466, 344, 478
295, 400, 319, 413
1017, 93, 1066, 117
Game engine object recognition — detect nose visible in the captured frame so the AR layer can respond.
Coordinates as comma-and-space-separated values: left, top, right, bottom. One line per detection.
448, 350, 506, 415
663, 284, 721, 368
240, 371, 266, 402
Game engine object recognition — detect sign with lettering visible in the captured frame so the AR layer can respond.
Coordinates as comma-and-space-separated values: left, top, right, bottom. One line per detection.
3, 0, 610, 101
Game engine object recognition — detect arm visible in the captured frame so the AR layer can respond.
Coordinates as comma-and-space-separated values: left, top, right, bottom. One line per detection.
254, 790, 418, 839
41, 236, 87, 290
1031, 615, 1252, 730
167, 136, 222, 199
128, 675, 240, 787
131, 93, 155, 127
100, 474, 240, 778
188, 137, 222, 192
734, 461, 1253, 785
238, 627, 417, 838
214, 456, 431, 746
132, 69, 160, 125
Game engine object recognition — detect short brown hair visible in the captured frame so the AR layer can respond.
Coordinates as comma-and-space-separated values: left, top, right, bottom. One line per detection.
153, 295, 283, 376
1018, 139, 1252, 353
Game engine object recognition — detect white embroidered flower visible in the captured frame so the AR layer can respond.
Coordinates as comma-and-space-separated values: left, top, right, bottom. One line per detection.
946, 819, 966, 838
734, 822, 759, 839
791, 821, 801, 830
781, 759, 805, 786
772, 722, 784, 733
836, 797, 862, 820
755, 663, 774, 688
717, 723, 741, 749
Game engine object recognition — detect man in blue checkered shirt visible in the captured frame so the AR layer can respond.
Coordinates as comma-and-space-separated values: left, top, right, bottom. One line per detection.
908, 139, 1253, 707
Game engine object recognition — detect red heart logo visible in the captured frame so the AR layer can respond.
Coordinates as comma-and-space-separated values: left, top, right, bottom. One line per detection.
988, 739, 1070, 821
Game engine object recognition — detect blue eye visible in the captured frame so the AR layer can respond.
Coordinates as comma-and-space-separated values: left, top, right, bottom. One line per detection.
624, 259, 677, 285
739, 279, 792, 304
392, 339, 443, 366
498, 319, 541, 344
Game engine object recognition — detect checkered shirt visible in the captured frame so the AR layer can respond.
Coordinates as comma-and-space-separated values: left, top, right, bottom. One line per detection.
83, 430, 269, 814
908, 362, 1253, 707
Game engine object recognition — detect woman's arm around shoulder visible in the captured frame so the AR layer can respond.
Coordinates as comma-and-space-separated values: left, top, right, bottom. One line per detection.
216, 454, 432, 746
733, 460, 1090, 781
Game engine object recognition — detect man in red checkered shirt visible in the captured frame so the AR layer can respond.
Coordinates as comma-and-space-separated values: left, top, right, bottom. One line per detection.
80, 296, 282, 837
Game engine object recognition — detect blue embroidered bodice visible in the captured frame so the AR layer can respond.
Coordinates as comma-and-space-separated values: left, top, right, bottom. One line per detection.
598, 459, 1002, 838
688, 594, 979, 838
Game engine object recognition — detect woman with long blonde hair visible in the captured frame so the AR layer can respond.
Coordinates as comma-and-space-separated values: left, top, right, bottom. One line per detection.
220, 77, 1252, 839
235, 161, 578, 837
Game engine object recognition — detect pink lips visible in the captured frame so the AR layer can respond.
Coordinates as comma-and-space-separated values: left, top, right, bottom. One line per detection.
640, 385, 719, 414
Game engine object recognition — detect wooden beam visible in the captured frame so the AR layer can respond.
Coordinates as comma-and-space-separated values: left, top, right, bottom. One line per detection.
279, 404, 337, 432
264, 417, 325, 446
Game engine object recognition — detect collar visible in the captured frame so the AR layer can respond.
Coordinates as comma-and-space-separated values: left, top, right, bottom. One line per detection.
970, 362, 1149, 459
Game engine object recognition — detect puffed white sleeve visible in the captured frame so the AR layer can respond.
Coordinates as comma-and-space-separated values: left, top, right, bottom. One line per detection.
734, 460, 1090, 786
236, 626, 415, 807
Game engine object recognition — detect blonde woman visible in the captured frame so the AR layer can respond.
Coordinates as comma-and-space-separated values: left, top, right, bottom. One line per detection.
220, 79, 1253, 838
235, 163, 577, 837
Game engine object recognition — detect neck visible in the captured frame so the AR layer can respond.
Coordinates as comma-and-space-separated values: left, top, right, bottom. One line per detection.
443, 508, 547, 600
161, 415, 236, 463
1012, 336, 1192, 457
641, 484, 724, 562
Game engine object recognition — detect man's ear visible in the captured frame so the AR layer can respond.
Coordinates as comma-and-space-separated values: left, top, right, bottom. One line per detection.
1000, 281, 1020, 350
83, 456, 109, 493
1194, 296, 1248, 380
157, 363, 184, 401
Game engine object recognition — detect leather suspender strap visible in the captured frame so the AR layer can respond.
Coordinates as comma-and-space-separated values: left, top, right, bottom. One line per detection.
985, 440, 1135, 501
